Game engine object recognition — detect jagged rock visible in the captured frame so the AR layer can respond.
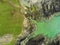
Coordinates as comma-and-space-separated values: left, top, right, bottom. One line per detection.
17, 0, 60, 45
48, 37, 60, 45
26, 34, 60, 45
20, 0, 60, 21
15, 34, 60, 45
26, 35, 48, 45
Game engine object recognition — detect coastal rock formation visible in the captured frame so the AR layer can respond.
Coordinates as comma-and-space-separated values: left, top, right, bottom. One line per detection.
26, 34, 60, 45
15, 0, 60, 45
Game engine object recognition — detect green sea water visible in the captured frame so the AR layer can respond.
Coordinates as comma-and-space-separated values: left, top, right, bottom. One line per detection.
32, 13, 60, 39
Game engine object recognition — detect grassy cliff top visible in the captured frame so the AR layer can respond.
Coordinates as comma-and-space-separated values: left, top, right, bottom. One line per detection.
0, 0, 24, 45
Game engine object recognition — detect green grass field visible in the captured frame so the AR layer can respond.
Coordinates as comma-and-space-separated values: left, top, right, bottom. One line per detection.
0, 0, 23, 45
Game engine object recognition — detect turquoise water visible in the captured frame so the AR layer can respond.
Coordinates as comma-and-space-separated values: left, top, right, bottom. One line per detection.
20, 0, 60, 39
32, 13, 60, 39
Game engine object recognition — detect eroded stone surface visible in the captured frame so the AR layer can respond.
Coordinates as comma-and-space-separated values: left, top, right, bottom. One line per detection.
17, 0, 60, 45
0, 34, 13, 45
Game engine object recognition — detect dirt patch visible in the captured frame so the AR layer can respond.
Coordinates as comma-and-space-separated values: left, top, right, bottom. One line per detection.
0, 34, 13, 45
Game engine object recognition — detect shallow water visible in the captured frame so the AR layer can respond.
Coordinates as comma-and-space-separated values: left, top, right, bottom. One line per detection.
20, 0, 60, 39
32, 13, 60, 39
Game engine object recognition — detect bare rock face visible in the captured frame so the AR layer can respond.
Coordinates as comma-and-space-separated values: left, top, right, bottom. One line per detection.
26, 34, 60, 45
15, 34, 60, 45
26, 35, 45, 45
48, 35, 60, 45
20, 0, 60, 21
0, 34, 13, 45
16, 0, 60, 45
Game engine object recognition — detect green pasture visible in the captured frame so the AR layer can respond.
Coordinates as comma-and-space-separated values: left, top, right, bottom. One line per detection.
0, 0, 23, 45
